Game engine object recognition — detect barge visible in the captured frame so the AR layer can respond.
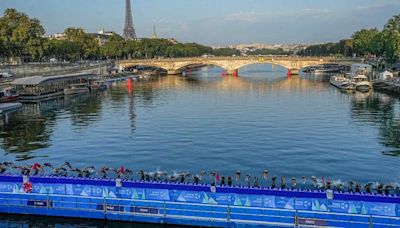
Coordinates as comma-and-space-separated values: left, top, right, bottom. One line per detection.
11, 73, 94, 102
0, 174, 398, 227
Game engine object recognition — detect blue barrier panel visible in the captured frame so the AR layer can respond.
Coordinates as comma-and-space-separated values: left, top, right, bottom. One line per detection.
0, 175, 399, 227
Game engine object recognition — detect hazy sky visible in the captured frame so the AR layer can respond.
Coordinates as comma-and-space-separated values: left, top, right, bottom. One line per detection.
1, 0, 399, 45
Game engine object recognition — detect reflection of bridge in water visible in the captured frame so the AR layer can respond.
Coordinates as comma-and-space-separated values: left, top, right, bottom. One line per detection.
118, 56, 361, 75
141, 74, 328, 94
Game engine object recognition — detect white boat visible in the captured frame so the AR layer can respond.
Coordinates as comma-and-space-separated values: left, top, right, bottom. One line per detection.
347, 64, 372, 92
330, 75, 355, 90
352, 74, 372, 92
378, 70, 393, 81
0, 72, 13, 78
64, 83, 89, 95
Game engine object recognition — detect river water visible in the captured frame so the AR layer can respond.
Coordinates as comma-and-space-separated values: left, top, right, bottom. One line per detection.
0, 64, 399, 185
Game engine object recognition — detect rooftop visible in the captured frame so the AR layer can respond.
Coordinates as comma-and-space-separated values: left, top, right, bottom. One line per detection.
11, 73, 93, 86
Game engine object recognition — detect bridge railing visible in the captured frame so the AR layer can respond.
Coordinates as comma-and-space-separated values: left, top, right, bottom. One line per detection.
0, 192, 399, 227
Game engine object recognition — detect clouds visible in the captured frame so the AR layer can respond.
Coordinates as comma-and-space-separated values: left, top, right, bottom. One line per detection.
301, 8, 331, 14
356, 1, 400, 11
221, 12, 260, 23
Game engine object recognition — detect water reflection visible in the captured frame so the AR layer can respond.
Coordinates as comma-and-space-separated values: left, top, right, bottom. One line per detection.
66, 94, 103, 128
0, 113, 53, 159
2, 72, 322, 161
0, 213, 171, 228
0, 65, 398, 182
350, 91, 400, 156
0, 93, 104, 160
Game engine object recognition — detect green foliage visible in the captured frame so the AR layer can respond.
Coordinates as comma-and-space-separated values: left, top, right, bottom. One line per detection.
100, 38, 214, 59
1, 8, 399, 65
300, 14, 400, 64
0, 8, 46, 62
101, 34, 125, 59
352, 28, 381, 55
47, 39, 80, 61
299, 41, 351, 57
63, 27, 99, 60
382, 15, 400, 63
246, 48, 291, 56
213, 48, 240, 56
0, 39, 5, 58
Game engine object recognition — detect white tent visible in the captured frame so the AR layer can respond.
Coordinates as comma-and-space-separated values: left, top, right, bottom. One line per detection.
379, 71, 393, 80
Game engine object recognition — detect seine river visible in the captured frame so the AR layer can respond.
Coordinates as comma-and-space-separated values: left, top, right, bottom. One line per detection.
1, 64, 399, 185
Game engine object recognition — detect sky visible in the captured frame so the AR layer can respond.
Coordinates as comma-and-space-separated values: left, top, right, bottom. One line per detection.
1, 0, 400, 45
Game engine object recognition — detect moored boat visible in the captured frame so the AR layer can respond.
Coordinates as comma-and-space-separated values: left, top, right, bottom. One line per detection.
344, 63, 373, 92
0, 86, 19, 103
330, 75, 355, 90
11, 73, 94, 102
353, 74, 372, 92
64, 83, 89, 95
90, 80, 107, 92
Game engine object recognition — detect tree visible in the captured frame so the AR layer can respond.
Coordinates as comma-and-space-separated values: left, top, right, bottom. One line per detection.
0, 39, 5, 62
124, 39, 140, 58
0, 8, 46, 62
83, 37, 99, 59
47, 39, 79, 61
213, 47, 241, 56
26, 37, 49, 62
101, 34, 125, 59
64, 27, 100, 61
339, 39, 354, 57
382, 14, 400, 63
352, 28, 381, 56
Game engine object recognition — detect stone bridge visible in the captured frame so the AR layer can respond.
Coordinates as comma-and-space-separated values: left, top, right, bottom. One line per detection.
117, 56, 360, 75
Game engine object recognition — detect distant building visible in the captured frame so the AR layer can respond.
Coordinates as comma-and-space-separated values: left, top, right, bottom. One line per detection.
48, 33, 67, 40
88, 30, 117, 46
167, 38, 178, 44
213, 43, 310, 55
98, 29, 115, 36
47, 30, 116, 46
151, 25, 158, 39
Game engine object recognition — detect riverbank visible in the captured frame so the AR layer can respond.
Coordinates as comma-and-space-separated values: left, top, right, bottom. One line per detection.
0, 62, 112, 79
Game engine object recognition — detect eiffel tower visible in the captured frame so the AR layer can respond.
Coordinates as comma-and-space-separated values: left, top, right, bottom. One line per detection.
123, 0, 137, 40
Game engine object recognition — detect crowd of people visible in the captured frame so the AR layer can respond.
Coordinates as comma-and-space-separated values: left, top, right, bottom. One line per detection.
1, 162, 399, 195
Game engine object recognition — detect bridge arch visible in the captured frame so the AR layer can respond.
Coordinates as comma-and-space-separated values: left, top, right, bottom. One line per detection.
233, 61, 291, 72
174, 61, 229, 74
122, 63, 169, 73
229, 60, 330, 75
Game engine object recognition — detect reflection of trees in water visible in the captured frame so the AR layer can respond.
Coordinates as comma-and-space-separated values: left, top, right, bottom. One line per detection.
0, 93, 104, 160
0, 111, 54, 160
66, 93, 103, 127
108, 86, 127, 106
350, 92, 400, 156
134, 81, 163, 107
